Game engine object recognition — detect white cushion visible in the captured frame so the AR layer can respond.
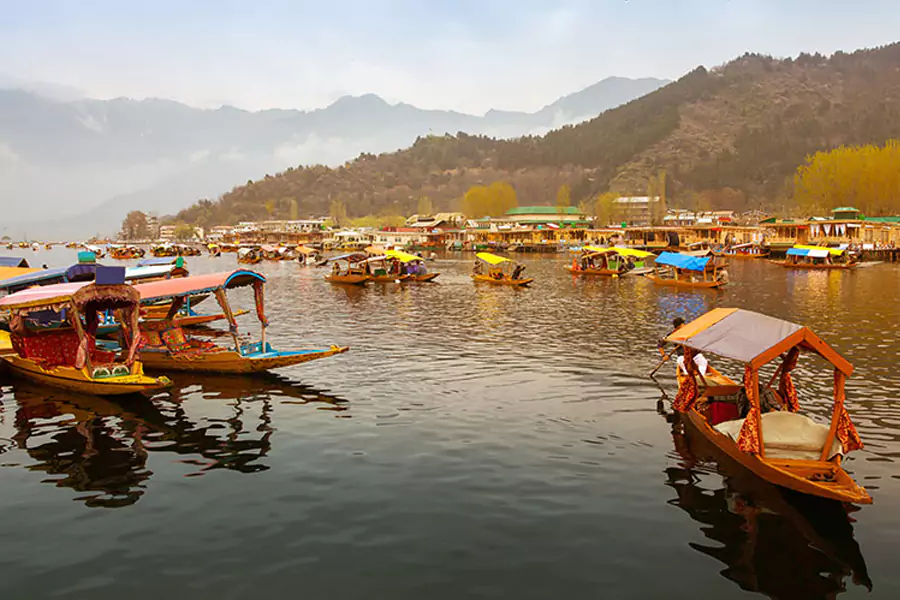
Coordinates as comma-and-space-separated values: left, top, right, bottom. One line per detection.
714, 411, 843, 460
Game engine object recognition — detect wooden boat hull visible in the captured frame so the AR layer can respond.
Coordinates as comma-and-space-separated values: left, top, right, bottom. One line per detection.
410, 273, 439, 282
471, 274, 533, 286
565, 266, 623, 277
646, 274, 725, 289
683, 409, 871, 504
775, 261, 856, 270
139, 345, 349, 373
369, 274, 410, 283
0, 354, 171, 396
716, 252, 770, 260
325, 274, 369, 285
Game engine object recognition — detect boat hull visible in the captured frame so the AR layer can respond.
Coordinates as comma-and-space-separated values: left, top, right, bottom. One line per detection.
139, 345, 349, 374
409, 273, 439, 282
565, 266, 623, 277
646, 274, 725, 289
325, 275, 369, 285
471, 274, 533, 286
0, 354, 171, 396
369, 274, 410, 283
775, 261, 856, 270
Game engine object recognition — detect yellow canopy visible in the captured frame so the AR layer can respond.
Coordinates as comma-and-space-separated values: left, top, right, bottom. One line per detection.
795, 244, 845, 256
476, 252, 511, 265
583, 246, 653, 258
385, 249, 423, 263
0, 266, 39, 283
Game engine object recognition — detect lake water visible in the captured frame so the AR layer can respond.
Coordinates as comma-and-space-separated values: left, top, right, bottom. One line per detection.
1, 249, 899, 599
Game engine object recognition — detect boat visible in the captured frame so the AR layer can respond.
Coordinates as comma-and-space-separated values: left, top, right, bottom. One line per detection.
261, 245, 294, 261
666, 307, 871, 504
0, 269, 172, 395
714, 242, 770, 259
207, 243, 222, 257
132, 270, 348, 373
237, 247, 263, 264
775, 245, 858, 269
385, 249, 439, 282
682, 240, 714, 256
296, 245, 321, 265
109, 245, 147, 260
325, 253, 370, 285
472, 252, 533, 286
364, 255, 410, 283
647, 252, 729, 289
566, 246, 654, 277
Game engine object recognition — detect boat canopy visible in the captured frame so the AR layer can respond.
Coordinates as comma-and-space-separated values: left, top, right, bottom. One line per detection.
0, 266, 39, 283
476, 252, 511, 265
328, 253, 367, 263
296, 246, 317, 255
0, 280, 138, 311
0, 263, 100, 293
124, 264, 188, 281
385, 249, 423, 263
132, 270, 265, 303
728, 243, 755, 250
791, 244, 845, 257
364, 255, 389, 263
584, 246, 654, 259
137, 256, 185, 267
655, 252, 710, 272
665, 307, 852, 374
0, 257, 30, 268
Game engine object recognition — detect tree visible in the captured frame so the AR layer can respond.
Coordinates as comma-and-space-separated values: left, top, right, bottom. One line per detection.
289, 198, 299, 221
173, 222, 196, 241
264, 199, 276, 218
593, 192, 619, 227
329, 199, 348, 227
556, 184, 571, 210
120, 210, 149, 240
417, 196, 434, 216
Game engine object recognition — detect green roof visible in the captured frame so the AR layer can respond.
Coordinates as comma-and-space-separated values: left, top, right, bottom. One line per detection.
506, 206, 581, 216
832, 207, 860, 212
864, 216, 900, 223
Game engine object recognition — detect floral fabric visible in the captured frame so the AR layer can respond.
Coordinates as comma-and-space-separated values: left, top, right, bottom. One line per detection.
673, 347, 699, 412
778, 347, 800, 412
737, 366, 762, 454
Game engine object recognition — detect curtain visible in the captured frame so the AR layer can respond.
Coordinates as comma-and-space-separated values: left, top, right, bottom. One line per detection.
737, 366, 762, 454
833, 370, 863, 453
673, 347, 699, 412
778, 347, 800, 412
253, 280, 268, 327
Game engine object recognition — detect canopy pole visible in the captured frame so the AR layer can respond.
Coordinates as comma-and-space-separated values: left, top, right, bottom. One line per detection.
215, 288, 241, 356
821, 369, 844, 461
70, 306, 92, 373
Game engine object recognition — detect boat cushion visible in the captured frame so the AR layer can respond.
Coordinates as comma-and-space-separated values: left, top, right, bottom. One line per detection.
715, 411, 843, 460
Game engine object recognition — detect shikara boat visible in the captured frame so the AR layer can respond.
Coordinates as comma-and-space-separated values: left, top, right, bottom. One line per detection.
666, 307, 871, 504
325, 253, 370, 285
776, 245, 858, 269
109, 245, 146, 260
647, 252, 729, 289
237, 247, 263, 264
714, 242, 770, 259
385, 249, 439, 282
0, 271, 171, 395
132, 270, 348, 373
364, 255, 410, 283
566, 246, 654, 277
472, 252, 533, 286
682, 240, 713, 257
296, 245, 321, 265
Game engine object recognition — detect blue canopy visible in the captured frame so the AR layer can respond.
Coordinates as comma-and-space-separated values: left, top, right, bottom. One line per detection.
786, 247, 809, 257
0, 257, 30, 268
655, 252, 710, 272
136, 257, 180, 267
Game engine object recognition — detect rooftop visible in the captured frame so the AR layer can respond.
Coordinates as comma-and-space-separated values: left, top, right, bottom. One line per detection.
506, 206, 582, 216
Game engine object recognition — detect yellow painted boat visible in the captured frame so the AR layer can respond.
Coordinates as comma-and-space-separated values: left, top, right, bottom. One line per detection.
473, 252, 533, 286
471, 273, 534, 286
0, 276, 171, 396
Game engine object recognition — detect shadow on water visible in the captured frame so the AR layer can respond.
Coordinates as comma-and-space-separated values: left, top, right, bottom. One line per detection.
663, 410, 872, 599
1, 373, 348, 508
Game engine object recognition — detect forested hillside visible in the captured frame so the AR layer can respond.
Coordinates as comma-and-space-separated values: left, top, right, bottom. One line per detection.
172, 42, 900, 227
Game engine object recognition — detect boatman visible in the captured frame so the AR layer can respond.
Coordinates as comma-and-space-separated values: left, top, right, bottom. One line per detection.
658, 317, 709, 376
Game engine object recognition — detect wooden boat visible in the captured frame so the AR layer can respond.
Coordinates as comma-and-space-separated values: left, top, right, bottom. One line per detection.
665, 307, 871, 504
325, 253, 370, 285
132, 270, 348, 373
296, 245, 321, 265
384, 249, 439, 282
472, 252, 533, 286
714, 242, 770, 259
109, 245, 146, 260
776, 245, 858, 269
365, 255, 410, 283
566, 246, 654, 277
237, 247, 263, 264
0, 272, 171, 395
647, 251, 728, 289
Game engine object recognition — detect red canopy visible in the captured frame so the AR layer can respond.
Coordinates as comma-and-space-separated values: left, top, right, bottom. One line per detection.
132, 270, 265, 303
0, 282, 92, 309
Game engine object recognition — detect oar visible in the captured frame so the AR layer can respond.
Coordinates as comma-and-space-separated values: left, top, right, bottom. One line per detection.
649, 346, 678, 377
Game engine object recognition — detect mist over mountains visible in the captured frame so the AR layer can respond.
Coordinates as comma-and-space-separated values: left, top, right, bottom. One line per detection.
0, 76, 668, 239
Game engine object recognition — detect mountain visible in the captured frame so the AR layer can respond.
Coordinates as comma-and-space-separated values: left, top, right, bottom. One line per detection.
170, 42, 900, 228
0, 76, 668, 238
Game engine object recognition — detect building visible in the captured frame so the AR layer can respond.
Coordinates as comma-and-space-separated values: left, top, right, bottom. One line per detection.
158, 225, 176, 242
612, 196, 662, 226
503, 206, 589, 225
405, 212, 467, 229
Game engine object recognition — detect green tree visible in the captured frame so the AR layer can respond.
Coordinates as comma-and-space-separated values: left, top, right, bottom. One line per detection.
120, 210, 149, 240
290, 198, 299, 221
329, 199, 348, 227
556, 184, 571, 210
593, 192, 619, 227
417, 196, 434, 216
264, 199, 276, 218
173, 222, 196, 241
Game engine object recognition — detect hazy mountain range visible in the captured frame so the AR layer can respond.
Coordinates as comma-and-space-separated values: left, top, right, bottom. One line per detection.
0, 76, 668, 239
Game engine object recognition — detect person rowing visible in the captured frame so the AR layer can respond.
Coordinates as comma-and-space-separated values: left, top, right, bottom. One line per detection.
658, 317, 709, 376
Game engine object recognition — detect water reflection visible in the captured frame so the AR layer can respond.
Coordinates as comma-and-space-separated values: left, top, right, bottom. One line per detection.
5, 375, 348, 508
665, 413, 872, 599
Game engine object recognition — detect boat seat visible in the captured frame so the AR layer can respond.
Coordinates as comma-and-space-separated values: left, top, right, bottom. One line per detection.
715, 411, 843, 460
12, 330, 115, 369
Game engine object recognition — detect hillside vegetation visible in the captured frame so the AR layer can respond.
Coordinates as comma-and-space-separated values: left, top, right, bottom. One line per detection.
172, 42, 900, 227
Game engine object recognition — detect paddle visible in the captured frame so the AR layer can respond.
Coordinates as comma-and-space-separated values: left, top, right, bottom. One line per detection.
649, 346, 678, 377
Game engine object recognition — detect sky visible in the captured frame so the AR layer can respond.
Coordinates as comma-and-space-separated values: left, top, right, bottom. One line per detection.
2, 0, 900, 114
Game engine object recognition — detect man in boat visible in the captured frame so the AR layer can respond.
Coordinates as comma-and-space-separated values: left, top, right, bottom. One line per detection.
658, 317, 709, 376
512, 264, 526, 280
